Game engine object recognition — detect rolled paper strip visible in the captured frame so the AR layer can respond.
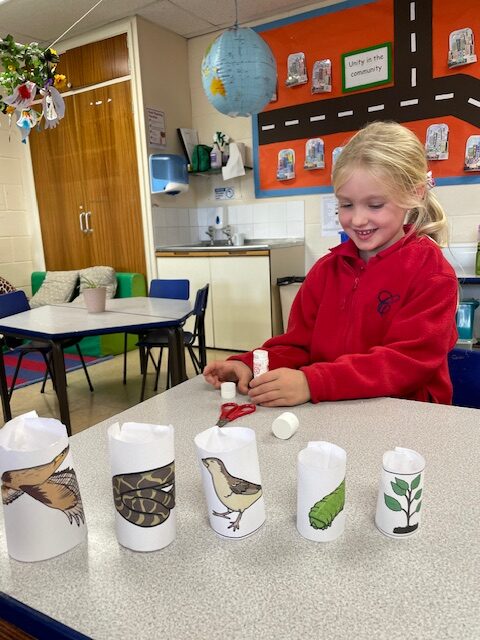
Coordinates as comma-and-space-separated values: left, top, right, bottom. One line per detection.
253, 349, 269, 377
296, 441, 346, 542
272, 411, 299, 440
221, 381, 236, 400
194, 426, 265, 539
107, 422, 175, 552
375, 447, 425, 539
0, 412, 87, 562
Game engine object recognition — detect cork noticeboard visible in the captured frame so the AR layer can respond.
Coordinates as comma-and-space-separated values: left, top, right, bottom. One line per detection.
253, 0, 480, 197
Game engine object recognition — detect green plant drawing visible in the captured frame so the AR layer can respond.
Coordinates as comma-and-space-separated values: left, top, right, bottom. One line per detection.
309, 479, 345, 530
384, 474, 422, 534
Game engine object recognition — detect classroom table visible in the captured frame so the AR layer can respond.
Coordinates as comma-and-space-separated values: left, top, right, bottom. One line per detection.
0, 297, 192, 434
0, 376, 479, 639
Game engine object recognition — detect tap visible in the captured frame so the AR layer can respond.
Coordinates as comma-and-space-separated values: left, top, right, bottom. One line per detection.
222, 225, 233, 246
205, 225, 215, 246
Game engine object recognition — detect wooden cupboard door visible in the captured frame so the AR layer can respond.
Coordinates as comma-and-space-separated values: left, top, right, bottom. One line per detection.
210, 257, 272, 351
73, 82, 146, 275
29, 95, 95, 270
55, 34, 129, 90
156, 257, 214, 348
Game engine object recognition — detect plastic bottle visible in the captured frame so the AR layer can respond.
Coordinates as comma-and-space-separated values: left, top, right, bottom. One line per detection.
476, 224, 480, 276
210, 143, 222, 169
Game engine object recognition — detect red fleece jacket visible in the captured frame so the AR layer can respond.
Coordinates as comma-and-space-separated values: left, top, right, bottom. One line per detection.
230, 230, 458, 404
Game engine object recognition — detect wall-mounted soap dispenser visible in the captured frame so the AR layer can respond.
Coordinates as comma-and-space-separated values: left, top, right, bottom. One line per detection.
149, 154, 189, 195
214, 208, 224, 229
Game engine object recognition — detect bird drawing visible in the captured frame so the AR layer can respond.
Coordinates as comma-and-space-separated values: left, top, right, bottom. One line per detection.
202, 457, 262, 531
1, 445, 85, 526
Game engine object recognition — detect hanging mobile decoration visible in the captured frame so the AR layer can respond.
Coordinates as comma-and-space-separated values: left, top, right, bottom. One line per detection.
0, 34, 66, 142
0, 1, 105, 141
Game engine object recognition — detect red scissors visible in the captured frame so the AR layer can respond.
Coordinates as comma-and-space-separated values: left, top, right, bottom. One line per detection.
216, 402, 256, 427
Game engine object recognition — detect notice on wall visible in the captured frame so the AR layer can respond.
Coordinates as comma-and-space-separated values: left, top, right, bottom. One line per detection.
146, 108, 166, 147
342, 43, 391, 92
214, 186, 236, 200
322, 195, 341, 236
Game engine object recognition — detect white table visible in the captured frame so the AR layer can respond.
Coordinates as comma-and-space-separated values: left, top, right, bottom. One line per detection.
0, 376, 479, 639
0, 298, 192, 434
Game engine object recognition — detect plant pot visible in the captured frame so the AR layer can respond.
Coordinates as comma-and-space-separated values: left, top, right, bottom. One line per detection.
83, 286, 107, 313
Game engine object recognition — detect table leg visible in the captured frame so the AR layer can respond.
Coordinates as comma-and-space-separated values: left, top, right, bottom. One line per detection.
50, 341, 72, 436
167, 327, 187, 387
0, 338, 12, 424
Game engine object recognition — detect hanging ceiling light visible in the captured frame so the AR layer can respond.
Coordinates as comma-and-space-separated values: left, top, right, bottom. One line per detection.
201, 0, 277, 118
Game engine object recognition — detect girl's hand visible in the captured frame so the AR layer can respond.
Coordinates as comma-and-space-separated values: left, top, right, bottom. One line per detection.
203, 360, 253, 394
248, 368, 311, 406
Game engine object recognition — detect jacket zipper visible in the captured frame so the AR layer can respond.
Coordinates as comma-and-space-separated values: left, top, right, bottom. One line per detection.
343, 267, 363, 353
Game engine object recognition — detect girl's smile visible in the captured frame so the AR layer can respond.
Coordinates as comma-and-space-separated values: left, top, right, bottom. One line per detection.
336, 168, 408, 262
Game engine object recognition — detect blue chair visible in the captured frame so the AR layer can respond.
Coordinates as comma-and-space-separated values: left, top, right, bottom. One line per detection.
448, 348, 480, 409
0, 290, 93, 397
137, 284, 209, 401
122, 279, 190, 384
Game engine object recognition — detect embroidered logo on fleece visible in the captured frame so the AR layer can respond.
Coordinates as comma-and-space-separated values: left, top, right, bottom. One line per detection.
377, 290, 400, 315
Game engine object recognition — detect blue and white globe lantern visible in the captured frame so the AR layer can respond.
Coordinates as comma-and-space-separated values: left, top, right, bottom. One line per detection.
201, 27, 277, 117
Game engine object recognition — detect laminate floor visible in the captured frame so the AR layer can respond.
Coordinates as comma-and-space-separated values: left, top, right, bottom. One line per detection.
6, 348, 237, 436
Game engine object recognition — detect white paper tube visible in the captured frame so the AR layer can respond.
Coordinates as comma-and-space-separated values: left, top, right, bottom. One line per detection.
253, 349, 269, 377
108, 422, 175, 552
375, 447, 425, 539
194, 426, 265, 539
296, 441, 346, 542
0, 413, 87, 562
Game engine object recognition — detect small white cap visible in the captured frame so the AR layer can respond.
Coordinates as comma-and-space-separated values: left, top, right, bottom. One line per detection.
220, 382, 236, 400
272, 412, 299, 440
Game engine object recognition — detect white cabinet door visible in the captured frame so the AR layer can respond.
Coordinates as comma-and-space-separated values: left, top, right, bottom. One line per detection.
210, 256, 272, 351
156, 257, 214, 348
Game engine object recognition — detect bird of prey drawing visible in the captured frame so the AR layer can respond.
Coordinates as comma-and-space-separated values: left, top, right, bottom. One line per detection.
1, 445, 85, 526
202, 457, 262, 531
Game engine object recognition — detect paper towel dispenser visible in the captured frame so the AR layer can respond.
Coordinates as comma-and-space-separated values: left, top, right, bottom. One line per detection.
149, 154, 189, 195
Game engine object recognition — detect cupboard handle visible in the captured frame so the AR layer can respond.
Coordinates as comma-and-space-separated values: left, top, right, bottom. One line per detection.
85, 211, 93, 233
79, 212, 86, 233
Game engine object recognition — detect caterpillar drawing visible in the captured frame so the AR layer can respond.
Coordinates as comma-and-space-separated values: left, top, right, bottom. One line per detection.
308, 479, 345, 530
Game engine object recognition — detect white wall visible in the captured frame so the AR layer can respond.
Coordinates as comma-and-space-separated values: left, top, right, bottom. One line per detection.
0, 113, 41, 294
186, 9, 480, 273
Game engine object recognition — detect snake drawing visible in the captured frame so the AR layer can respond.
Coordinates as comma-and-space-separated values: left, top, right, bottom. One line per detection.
112, 461, 175, 527
1, 446, 85, 526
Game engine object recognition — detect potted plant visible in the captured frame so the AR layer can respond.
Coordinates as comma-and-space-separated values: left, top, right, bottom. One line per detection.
81, 276, 107, 313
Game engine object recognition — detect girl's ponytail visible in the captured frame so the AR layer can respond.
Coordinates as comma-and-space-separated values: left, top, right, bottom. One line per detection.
405, 189, 448, 246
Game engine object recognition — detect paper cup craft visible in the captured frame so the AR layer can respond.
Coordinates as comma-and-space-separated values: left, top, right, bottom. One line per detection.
0, 412, 87, 562
108, 422, 175, 552
375, 447, 425, 539
297, 441, 346, 542
194, 426, 265, 539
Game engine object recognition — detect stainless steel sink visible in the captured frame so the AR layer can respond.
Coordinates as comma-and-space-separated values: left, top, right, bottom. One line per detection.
157, 241, 269, 251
